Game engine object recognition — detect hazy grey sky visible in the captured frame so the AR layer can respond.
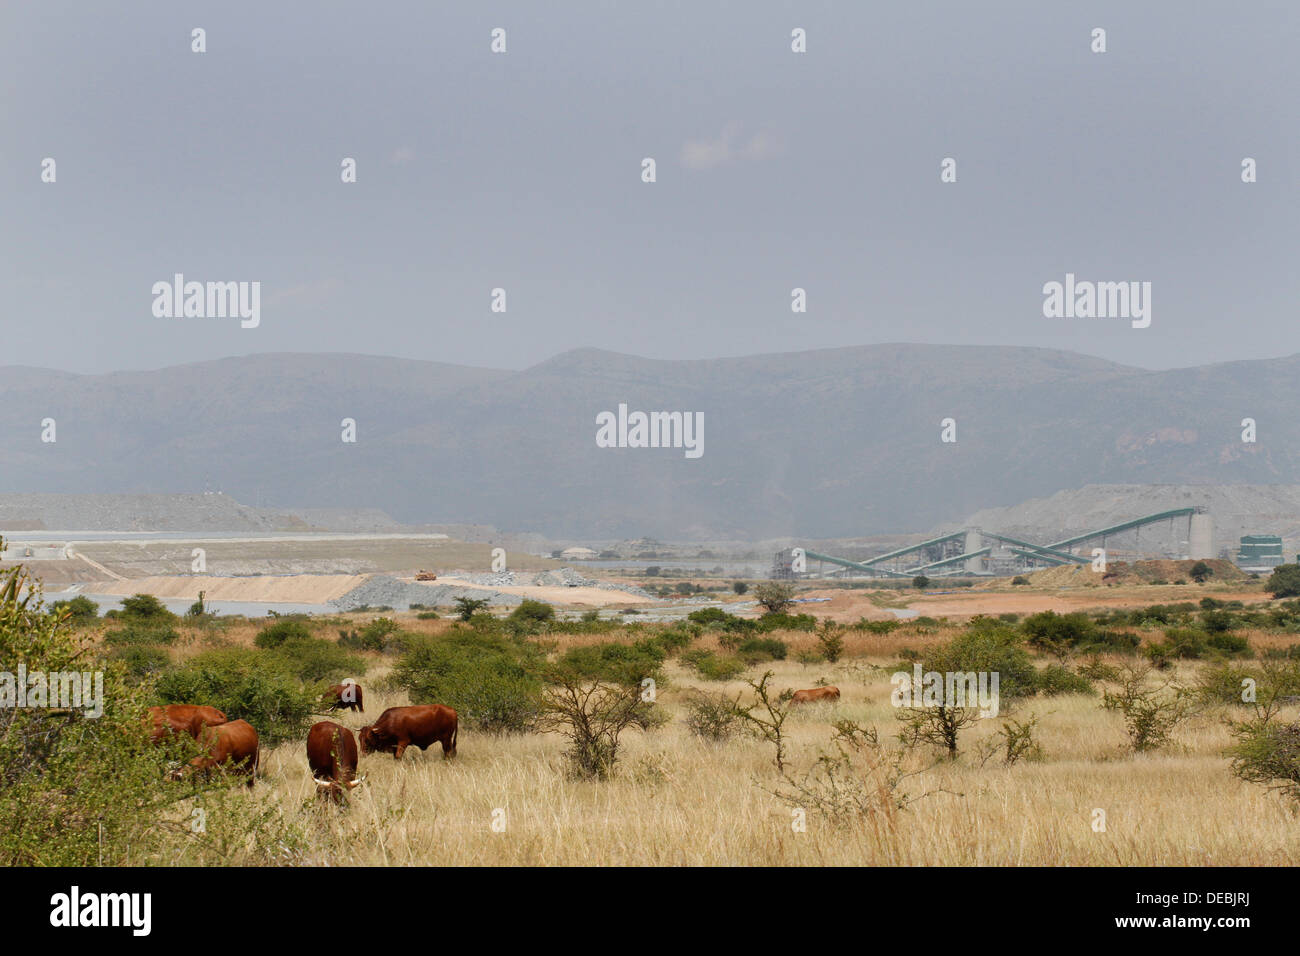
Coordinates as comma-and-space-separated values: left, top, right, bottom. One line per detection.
4, 1, 1297, 374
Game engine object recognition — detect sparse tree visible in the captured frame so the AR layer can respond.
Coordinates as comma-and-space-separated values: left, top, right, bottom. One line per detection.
753, 581, 796, 616
898, 700, 980, 760
736, 671, 794, 772
1229, 719, 1300, 805
453, 597, 490, 622
538, 673, 657, 779
684, 690, 743, 742
1189, 561, 1212, 583
1101, 662, 1194, 752
815, 619, 845, 663
977, 714, 1044, 767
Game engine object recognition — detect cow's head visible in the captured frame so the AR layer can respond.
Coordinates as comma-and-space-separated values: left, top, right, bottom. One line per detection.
358, 725, 383, 754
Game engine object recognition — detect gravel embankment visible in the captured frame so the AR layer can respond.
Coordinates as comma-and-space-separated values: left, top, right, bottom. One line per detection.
328, 575, 522, 611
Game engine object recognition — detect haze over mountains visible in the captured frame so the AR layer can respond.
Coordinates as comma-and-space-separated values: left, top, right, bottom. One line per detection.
3, 345, 1299, 540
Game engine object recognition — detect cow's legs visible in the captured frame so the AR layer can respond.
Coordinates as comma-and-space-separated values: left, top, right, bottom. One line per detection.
393, 741, 407, 760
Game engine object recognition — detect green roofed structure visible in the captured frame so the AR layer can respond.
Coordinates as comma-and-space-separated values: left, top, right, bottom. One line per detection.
1236, 534, 1283, 570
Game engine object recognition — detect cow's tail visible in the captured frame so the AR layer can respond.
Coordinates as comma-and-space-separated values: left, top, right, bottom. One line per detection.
451, 718, 458, 757
249, 744, 259, 789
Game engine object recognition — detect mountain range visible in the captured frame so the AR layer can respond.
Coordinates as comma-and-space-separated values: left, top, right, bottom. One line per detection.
3, 345, 1299, 539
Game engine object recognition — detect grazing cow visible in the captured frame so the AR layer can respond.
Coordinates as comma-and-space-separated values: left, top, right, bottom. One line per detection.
358, 705, 458, 761
791, 686, 841, 704
146, 704, 227, 743
307, 721, 362, 801
323, 681, 364, 713
175, 719, 259, 787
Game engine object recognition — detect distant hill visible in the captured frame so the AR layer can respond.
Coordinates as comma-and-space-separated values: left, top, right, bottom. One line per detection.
0, 492, 400, 534
4, 345, 1300, 539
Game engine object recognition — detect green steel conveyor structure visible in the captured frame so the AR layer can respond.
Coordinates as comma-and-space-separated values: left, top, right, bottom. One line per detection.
792, 508, 1202, 579
1046, 508, 1196, 550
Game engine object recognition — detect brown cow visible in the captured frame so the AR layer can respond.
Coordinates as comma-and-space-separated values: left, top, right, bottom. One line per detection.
323, 681, 364, 713
791, 686, 841, 704
358, 705, 457, 760
146, 704, 227, 743
174, 719, 259, 787
307, 721, 362, 801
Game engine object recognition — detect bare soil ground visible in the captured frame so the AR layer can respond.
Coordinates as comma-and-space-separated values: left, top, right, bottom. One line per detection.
800, 581, 1270, 623
93, 574, 369, 603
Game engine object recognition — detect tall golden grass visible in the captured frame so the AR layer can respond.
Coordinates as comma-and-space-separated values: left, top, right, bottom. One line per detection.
234, 657, 1300, 866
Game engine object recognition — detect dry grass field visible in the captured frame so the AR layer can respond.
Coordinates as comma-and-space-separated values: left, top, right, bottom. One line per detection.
56, 572, 1298, 867
233, 654, 1300, 867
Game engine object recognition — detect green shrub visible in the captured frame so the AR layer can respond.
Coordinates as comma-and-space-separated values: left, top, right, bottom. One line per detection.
1159, 628, 1211, 660
655, 627, 695, 653
924, 623, 1038, 704
1149, 627, 1250, 662
688, 606, 738, 627
1200, 609, 1236, 633
1128, 603, 1198, 627
1080, 629, 1142, 655
1265, 564, 1300, 599
509, 599, 555, 627
1208, 632, 1251, 656
118, 593, 176, 623
816, 621, 845, 663
416, 611, 440, 620
1102, 663, 1194, 752
50, 595, 99, 625
253, 616, 313, 649
736, 636, 788, 663
554, 639, 666, 685
361, 616, 401, 646
156, 647, 322, 744
1077, 655, 1120, 682
687, 607, 756, 634
1010, 575, 1029, 586
684, 690, 742, 741
390, 632, 544, 733
681, 649, 747, 681
269, 636, 366, 683
1021, 611, 1096, 656
109, 644, 171, 680
466, 611, 502, 633
1229, 719, 1300, 804
1035, 664, 1095, 697
1197, 662, 1257, 706
103, 621, 180, 647
338, 616, 409, 652
754, 612, 817, 633
0, 563, 302, 865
